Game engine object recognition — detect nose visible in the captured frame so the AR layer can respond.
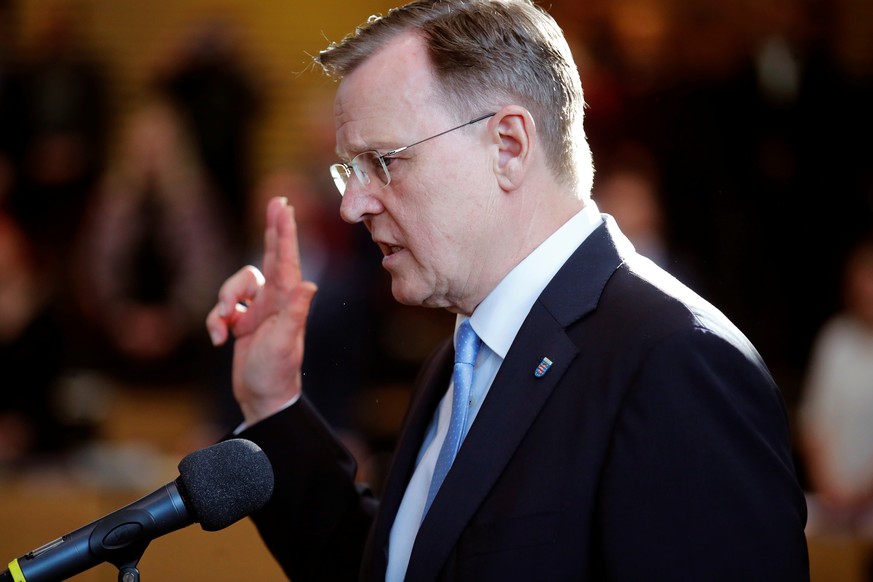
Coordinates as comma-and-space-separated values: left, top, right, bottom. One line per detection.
339, 181, 384, 224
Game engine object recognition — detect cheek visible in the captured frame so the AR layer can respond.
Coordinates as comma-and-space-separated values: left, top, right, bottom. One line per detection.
395, 167, 484, 260
397, 211, 459, 286
406, 219, 445, 269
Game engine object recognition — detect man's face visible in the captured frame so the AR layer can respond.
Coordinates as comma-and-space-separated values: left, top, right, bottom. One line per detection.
334, 32, 500, 314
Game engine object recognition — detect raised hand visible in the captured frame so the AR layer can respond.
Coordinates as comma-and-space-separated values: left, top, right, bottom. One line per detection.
206, 196, 318, 424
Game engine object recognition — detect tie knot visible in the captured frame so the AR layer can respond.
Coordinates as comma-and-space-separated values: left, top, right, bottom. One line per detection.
455, 320, 481, 366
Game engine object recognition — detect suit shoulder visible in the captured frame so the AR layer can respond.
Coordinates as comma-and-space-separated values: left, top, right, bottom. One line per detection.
602, 254, 758, 356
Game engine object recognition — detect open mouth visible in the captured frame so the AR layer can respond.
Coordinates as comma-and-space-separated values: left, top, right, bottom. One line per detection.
378, 241, 404, 257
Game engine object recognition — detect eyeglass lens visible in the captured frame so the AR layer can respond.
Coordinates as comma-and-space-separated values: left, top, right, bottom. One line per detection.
331, 151, 389, 195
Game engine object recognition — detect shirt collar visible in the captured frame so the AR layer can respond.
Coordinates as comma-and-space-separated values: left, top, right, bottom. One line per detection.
462, 202, 603, 358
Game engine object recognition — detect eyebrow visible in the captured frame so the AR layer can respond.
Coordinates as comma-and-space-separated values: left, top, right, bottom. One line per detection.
336, 139, 401, 162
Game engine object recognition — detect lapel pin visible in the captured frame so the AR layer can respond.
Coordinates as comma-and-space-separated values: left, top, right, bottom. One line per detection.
534, 357, 553, 378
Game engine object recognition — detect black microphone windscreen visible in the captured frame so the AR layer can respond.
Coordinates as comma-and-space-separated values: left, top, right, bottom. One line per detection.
177, 438, 274, 531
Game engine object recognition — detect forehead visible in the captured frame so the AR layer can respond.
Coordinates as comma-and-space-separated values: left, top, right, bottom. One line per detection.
333, 32, 445, 153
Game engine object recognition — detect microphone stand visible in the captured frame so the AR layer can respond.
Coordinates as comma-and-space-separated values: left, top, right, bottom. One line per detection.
109, 547, 145, 582
118, 565, 141, 582
110, 547, 144, 582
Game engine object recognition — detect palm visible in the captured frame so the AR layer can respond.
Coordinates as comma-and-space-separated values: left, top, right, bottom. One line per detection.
232, 283, 312, 408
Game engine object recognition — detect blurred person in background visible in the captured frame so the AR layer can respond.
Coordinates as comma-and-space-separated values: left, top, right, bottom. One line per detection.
0, 1, 102, 469
799, 233, 873, 539
5, 6, 108, 270
592, 141, 700, 290
0, 210, 69, 465
72, 97, 235, 402
155, 14, 264, 251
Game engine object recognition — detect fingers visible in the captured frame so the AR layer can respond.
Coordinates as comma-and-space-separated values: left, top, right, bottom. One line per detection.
205, 302, 229, 346
206, 196, 311, 346
206, 265, 266, 345
262, 196, 303, 292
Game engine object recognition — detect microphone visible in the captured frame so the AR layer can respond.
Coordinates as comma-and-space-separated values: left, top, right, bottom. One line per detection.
1, 438, 274, 582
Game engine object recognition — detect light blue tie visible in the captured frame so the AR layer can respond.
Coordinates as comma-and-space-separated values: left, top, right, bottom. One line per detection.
423, 320, 481, 517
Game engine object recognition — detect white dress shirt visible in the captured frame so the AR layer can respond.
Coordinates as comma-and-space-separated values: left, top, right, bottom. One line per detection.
386, 202, 603, 581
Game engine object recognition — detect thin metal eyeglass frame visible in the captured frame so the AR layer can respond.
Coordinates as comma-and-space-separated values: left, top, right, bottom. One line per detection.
329, 112, 496, 196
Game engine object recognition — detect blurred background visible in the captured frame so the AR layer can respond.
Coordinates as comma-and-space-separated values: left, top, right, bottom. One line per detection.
0, 0, 871, 579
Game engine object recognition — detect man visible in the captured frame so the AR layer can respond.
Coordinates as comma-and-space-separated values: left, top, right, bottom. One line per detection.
206, 0, 810, 579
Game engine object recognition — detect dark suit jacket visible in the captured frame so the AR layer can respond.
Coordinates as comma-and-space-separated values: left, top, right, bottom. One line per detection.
241, 216, 809, 581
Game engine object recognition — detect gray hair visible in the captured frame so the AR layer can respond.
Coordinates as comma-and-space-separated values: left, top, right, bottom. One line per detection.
317, 0, 593, 197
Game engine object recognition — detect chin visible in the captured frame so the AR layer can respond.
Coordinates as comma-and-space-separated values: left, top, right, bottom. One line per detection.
390, 281, 425, 307
390, 278, 447, 309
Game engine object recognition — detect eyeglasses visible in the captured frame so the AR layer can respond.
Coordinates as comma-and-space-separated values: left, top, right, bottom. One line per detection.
329, 113, 496, 196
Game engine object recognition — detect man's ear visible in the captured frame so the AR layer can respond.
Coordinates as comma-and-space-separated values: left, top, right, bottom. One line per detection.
492, 106, 535, 192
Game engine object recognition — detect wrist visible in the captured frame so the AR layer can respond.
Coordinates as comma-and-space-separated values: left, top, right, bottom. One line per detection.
241, 392, 302, 426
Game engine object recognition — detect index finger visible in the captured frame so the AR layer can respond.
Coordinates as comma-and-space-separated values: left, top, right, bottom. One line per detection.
262, 196, 304, 291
